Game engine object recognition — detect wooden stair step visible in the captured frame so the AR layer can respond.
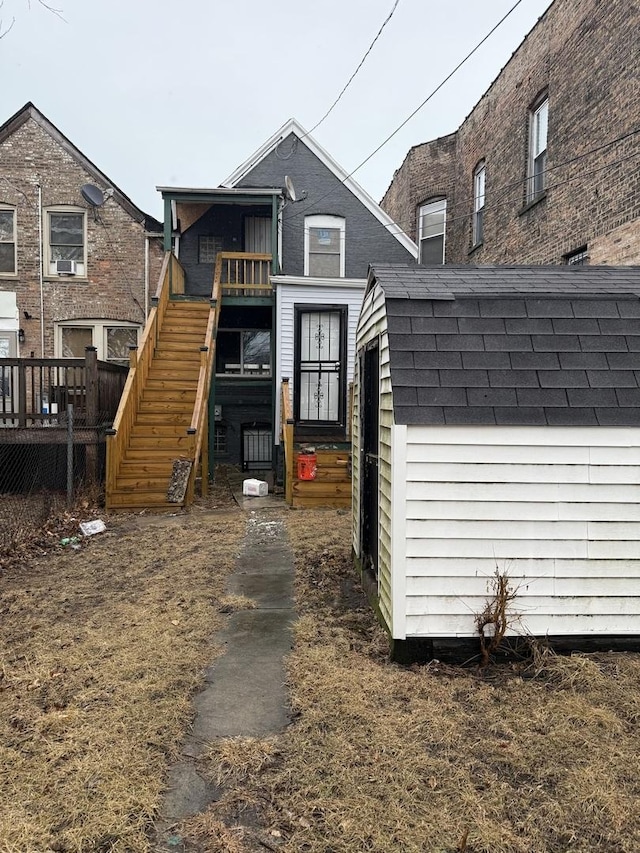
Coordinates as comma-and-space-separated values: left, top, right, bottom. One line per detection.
107, 490, 180, 509
115, 475, 173, 492
291, 480, 351, 498
130, 425, 191, 438
138, 401, 194, 413
122, 448, 192, 461
141, 389, 196, 402
128, 435, 193, 449
135, 413, 192, 425
292, 495, 351, 509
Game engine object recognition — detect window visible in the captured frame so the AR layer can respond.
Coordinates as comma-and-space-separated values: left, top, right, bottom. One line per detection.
304, 215, 345, 278
528, 96, 548, 201
473, 163, 485, 246
215, 330, 271, 376
56, 320, 140, 364
214, 424, 227, 454
242, 423, 272, 471
418, 199, 446, 264
199, 235, 223, 263
0, 207, 16, 274
46, 208, 86, 276
564, 246, 589, 266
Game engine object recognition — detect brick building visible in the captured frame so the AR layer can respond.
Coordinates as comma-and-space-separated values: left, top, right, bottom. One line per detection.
381, 0, 640, 267
0, 103, 163, 362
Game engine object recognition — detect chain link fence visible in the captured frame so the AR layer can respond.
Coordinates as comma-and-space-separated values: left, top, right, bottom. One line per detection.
0, 408, 109, 555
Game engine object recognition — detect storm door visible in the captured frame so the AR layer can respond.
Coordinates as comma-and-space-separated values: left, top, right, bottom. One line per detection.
295, 307, 346, 426
360, 342, 380, 578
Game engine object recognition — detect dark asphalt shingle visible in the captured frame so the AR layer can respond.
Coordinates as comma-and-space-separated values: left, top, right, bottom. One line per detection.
370, 264, 640, 427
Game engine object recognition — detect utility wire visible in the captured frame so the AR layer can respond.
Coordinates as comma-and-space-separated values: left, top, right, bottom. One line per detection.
286, 0, 527, 222
306, 0, 401, 136
353, 0, 525, 175
280, 144, 640, 242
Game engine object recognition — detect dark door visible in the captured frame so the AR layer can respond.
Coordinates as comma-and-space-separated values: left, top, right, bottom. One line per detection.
360, 342, 379, 577
295, 307, 346, 426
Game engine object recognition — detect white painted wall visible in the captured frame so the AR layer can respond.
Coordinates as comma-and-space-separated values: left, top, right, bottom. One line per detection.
399, 425, 640, 640
274, 277, 365, 442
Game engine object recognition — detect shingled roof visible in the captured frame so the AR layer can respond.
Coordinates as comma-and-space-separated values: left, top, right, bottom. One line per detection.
368, 264, 640, 427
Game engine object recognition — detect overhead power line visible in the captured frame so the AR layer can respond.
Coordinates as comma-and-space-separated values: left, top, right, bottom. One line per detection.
306, 0, 402, 136
287, 0, 527, 222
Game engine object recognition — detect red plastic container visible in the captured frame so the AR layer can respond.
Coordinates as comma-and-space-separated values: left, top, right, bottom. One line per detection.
296, 452, 317, 480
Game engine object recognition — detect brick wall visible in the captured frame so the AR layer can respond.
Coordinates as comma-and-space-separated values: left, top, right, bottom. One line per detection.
381, 0, 640, 266
0, 114, 164, 356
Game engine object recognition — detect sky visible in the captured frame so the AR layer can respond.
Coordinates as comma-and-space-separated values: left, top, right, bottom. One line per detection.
1, 0, 552, 220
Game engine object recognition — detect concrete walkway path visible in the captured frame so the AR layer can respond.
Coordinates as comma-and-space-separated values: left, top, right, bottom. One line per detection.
155, 499, 294, 845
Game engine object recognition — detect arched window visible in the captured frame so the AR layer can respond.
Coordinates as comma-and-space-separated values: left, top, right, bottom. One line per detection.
417, 198, 446, 264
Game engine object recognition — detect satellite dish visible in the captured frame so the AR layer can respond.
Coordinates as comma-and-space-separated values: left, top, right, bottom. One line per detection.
81, 184, 106, 207
284, 175, 297, 203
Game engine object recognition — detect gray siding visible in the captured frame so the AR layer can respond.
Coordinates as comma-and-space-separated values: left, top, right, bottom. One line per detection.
237, 135, 414, 278
180, 203, 271, 297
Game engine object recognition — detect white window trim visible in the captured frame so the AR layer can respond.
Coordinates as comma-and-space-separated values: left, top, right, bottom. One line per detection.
304, 214, 346, 278
473, 163, 485, 246
45, 206, 88, 278
417, 198, 446, 264
0, 205, 17, 277
54, 319, 140, 362
528, 96, 548, 201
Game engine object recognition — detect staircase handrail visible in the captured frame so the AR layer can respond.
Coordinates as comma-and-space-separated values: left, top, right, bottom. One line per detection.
185, 253, 223, 502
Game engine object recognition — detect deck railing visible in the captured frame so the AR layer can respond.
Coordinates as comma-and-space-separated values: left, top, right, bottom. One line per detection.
217, 252, 272, 297
105, 251, 179, 501
281, 377, 294, 505
0, 349, 127, 428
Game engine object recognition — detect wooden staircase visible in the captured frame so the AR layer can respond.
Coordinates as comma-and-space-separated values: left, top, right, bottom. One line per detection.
107, 300, 210, 510
291, 448, 352, 508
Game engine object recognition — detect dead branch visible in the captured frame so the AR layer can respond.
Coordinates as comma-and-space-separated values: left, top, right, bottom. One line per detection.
475, 568, 518, 668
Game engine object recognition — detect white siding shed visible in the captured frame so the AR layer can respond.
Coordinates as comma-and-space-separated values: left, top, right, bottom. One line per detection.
354, 264, 640, 660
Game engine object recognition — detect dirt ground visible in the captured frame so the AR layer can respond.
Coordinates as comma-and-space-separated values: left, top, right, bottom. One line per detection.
2, 493, 640, 853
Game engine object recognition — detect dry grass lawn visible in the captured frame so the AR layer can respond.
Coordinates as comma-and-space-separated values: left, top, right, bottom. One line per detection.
2, 498, 640, 853
194, 509, 640, 853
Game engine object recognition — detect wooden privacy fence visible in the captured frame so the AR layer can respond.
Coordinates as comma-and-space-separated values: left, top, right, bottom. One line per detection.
0, 349, 127, 428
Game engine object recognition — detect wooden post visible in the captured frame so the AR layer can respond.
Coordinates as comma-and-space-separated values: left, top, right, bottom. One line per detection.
84, 346, 98, 482
17, 361, 26, 427
201, 405, 209, 497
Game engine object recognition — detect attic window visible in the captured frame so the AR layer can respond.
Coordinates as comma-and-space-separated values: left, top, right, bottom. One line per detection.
45, 208, 86, 276
304, 215, 345, 278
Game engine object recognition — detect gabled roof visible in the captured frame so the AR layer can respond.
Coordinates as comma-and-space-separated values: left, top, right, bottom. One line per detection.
369, 264, 640, 427
223, 118, 418, 258
0, 102, 163, 232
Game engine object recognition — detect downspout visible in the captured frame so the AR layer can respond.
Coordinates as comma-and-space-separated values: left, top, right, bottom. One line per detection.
36, 183, 45, 356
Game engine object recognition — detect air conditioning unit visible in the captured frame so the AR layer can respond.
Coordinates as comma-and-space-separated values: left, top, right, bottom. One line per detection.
56, 259, 77, 275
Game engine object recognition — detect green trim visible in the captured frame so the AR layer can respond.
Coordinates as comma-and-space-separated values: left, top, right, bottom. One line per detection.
163, 197, 172, 252
271, 196, 279, 274
222, 296, 273, 307
162, 193, 278, 205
